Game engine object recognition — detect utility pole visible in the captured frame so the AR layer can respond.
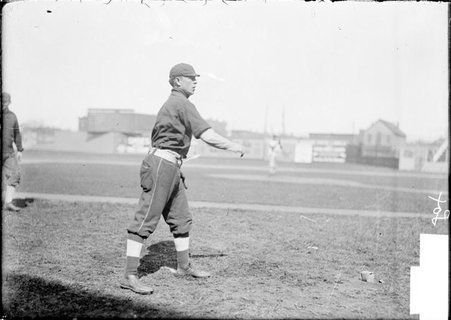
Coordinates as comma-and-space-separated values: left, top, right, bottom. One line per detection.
281, 106, 286, 136
264, 105, 268, 136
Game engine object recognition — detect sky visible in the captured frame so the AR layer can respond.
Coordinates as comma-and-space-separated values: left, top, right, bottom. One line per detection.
2, 0, 449, 142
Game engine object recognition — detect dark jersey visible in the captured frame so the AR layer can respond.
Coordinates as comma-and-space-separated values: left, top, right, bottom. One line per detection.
151, 88, 210, 158
2, 108, 23, 156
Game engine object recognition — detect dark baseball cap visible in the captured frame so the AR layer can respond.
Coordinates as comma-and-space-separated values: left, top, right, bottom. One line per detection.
169, 63, 200, 78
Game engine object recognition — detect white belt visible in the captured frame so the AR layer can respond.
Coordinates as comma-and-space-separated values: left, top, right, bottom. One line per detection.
150, 148, 182, 165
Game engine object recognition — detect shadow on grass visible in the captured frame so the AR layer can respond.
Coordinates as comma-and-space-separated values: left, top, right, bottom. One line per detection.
190, 253, 228, 258
139, 240, 177, 276
2, 273, 185, 318
12, 197, 34, 209
138, 241, 228, 277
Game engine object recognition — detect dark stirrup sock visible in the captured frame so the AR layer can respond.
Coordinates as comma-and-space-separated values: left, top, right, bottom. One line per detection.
176, 249, 190, 270
125, 233, 145, 276
174, 233, 190, 270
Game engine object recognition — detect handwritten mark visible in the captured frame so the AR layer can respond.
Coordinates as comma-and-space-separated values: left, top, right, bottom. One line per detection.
428, 192, 450, 226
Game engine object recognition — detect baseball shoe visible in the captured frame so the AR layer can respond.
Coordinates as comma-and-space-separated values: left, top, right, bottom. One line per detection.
119, 275, 153, 295
4, 202, 20, 212
176, 264, 211, 278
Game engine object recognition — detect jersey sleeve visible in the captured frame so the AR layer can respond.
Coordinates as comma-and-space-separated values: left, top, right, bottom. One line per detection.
186, 103, 211, 139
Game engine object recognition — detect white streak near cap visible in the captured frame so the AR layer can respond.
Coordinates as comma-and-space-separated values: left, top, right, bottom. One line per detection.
201, 72, 225, 82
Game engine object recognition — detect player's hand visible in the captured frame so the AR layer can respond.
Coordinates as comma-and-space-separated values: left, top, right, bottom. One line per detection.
16, 151, 22, 163
230, 143, 244, 157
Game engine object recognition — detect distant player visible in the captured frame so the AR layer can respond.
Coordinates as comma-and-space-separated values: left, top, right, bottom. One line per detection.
2, 92, 24, 212
120, 63, 244, 294
268, 134, 282, 175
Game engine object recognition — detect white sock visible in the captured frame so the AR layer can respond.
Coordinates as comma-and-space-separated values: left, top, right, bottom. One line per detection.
126, 239, 143, 257
5, 186, 15, 204
174, 237, 190, 252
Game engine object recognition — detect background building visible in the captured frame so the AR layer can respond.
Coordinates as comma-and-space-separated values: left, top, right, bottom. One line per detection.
78, 108, 155, 135
346, 119, 407, 168
362, 119, 406, 147
19, 112, 449, 173
360, 119, 407, 158
78, 108, 156, 153
23, 109, 230, 154
399, 138, 449, 173
309, 133, 356, 163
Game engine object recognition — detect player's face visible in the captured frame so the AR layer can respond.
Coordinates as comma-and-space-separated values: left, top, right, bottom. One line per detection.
2, 95, 11, 110
178, 76, 197, 96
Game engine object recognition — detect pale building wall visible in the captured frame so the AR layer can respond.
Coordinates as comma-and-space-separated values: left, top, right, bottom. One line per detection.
294, 140, 314, 163
363, 122, 405, 147
24, 130, 123, 154
399, 143, 448, 173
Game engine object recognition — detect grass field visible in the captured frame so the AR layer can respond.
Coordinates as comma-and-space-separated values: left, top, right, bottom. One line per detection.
19, 151, 448, 213
2, 151, 449, 319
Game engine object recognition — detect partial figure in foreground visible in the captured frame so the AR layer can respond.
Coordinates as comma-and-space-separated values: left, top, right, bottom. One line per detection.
2, 92, 24, 212
120, 63, 244, 294
268, 134, 283, 175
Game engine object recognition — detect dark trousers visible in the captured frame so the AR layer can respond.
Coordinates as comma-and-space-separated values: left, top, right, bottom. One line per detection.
2, 153, 21, 188
127, 153, 192, 239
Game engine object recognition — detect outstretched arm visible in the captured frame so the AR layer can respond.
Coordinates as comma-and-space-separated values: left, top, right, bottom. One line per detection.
200, 128, 244, 156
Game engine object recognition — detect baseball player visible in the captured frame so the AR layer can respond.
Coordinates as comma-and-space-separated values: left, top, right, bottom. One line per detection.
120, 63, 244, 294
268, 134, 282, 175
2, 92, 24, 212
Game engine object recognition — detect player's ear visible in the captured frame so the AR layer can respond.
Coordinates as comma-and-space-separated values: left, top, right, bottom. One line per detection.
173, 76, 182, 88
